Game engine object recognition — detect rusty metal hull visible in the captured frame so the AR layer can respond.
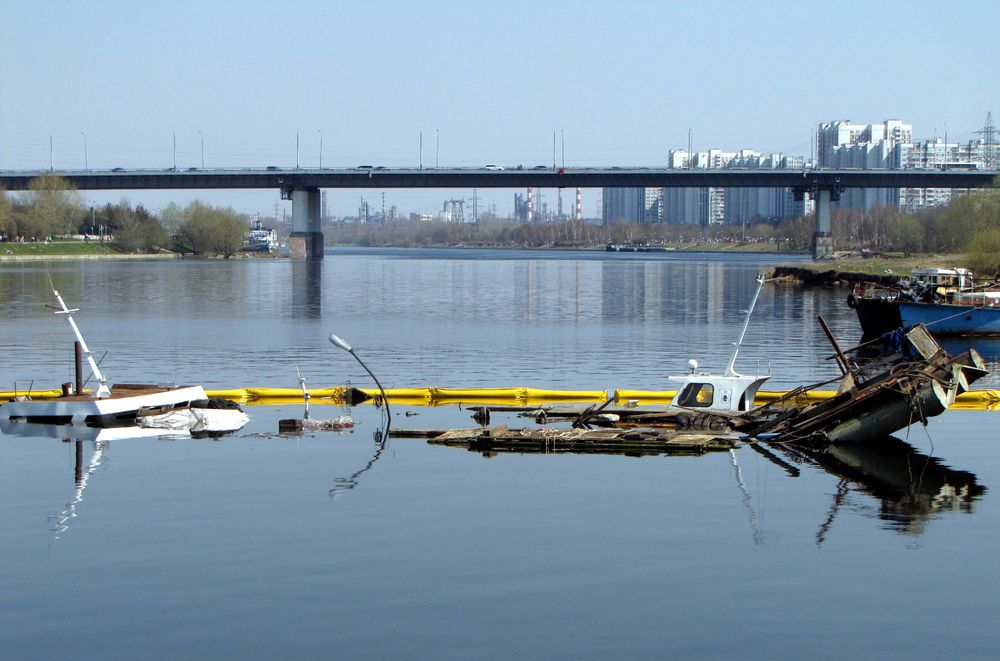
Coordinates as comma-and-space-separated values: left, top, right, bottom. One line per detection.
747, 326, 987, 444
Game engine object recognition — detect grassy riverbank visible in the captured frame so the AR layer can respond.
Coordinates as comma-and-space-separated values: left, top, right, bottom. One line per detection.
0, 239, 128, 258
781, 253, 967, 277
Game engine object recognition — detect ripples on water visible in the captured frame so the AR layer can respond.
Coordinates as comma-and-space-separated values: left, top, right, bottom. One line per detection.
1, 248, 999, 659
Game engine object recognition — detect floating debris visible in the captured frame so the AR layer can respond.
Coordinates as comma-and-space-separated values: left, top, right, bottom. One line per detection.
391, 425, 738, 456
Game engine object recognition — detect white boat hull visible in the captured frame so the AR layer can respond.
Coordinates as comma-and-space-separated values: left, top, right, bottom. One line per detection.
1, 385, 209, 425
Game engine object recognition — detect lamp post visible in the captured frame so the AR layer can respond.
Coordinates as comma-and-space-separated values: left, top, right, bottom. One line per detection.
81, 132, 88, 170
198, 130, 204, 168
329, 334, 391, 425
317, 129, 323, 169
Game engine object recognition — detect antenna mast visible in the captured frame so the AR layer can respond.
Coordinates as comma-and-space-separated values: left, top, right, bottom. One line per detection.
725, 274, 767, 377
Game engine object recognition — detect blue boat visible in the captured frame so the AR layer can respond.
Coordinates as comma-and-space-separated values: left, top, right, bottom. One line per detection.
850, 267, 1000, 338
898, 299, 1000, 336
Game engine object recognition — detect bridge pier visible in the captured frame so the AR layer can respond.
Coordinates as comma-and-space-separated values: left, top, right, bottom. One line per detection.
812, 188, 834, 260
285, 186, 323, 260
795, 182, 843, 260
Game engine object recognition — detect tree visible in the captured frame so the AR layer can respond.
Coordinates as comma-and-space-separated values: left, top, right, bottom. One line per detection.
100, 201, 167, 253
157, 202, 186, 236
18, 175, 84, 239
966, 229, 1000, 278
0, 187, 13, 238
884, 213, 925, 255
174, 201, 247, 256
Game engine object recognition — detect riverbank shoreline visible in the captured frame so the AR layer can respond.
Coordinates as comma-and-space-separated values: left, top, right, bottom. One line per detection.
772, 254, 971, 287
0, 252, 183, 261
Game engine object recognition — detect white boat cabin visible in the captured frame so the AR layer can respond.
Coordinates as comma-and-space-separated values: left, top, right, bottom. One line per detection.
667, 372, 770, 413
664, 274, 772, 414
903, 267, 974, 290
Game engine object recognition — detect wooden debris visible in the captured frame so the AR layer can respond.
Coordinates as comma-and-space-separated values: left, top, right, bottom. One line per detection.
390, 425, 738, 456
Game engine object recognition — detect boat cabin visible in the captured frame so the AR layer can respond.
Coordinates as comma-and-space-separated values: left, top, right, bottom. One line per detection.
667, 373, 770, 413
245, 218, 278, 253
904, 267, 973, 290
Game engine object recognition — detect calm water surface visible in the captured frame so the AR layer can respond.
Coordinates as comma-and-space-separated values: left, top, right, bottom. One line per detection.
2, 248, 999, 659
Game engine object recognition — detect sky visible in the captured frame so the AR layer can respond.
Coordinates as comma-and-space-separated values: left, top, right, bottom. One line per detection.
1, 0, 997, 218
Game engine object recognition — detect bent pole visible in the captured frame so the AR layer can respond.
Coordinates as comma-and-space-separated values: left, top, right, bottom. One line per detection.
52, 288, 111, 398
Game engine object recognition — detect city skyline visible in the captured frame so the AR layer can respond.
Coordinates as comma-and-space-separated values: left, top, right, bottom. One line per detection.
2, 0, 997, 216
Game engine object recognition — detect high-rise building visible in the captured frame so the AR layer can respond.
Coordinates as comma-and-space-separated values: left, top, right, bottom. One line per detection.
602, 187, 645, 225
897, 137, 993, 211
644, 188, 663, 223
663, 149, 813, 226
817, 119, 913, 210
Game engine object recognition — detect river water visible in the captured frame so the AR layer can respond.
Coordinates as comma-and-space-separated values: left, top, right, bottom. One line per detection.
2, 248, 999, 659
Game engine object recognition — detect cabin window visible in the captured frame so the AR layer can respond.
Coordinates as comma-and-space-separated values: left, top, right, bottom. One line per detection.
676, 383, 714, 408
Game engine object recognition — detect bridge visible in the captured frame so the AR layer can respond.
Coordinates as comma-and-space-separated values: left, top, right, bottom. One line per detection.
1, 167, 995, 259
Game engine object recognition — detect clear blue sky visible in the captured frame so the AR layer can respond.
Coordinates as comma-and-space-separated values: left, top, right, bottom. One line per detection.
1, 0, 997, 217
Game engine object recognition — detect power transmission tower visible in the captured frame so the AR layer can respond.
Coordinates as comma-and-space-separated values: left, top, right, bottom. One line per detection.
975, 111, 996, 169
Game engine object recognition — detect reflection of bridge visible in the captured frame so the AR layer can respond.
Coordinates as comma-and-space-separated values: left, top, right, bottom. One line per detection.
1, 167, 995, 259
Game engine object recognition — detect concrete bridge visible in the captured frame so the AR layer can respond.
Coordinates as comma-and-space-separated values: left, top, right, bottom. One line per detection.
1, 167, 995, 259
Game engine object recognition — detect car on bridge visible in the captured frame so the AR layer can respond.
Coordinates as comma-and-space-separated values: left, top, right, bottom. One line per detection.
484, 164, 503, 171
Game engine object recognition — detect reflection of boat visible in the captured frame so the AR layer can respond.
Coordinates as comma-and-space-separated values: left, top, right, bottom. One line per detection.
52, 439, 107, 539
0, 287, 247, 434
774, 436, 985, 539
850, 267, 1000, 338
1, 418, 182, 442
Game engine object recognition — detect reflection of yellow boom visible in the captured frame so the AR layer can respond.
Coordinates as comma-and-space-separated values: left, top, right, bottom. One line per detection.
5, 386, 999, 411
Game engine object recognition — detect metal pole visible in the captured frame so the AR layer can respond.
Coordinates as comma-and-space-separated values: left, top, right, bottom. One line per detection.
172, 132, 176, 170
81, 132, 88, 170
199, 130, 204, 168
49, 135, 53, 171
419, 131, 423, 170
435, 129, 439, 169
296, 132, 300, 170
317, 130, 323, 169
74, 341, 83, 395
351, 349, 391, 426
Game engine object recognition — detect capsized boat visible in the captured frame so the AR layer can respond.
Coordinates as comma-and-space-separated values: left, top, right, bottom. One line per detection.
743, 323, 988, 443
0, 287, 248, 434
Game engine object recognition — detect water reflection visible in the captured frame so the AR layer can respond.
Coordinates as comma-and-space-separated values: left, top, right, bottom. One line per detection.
51, 440, 107, 540
0, 419, 180, 442
938, 337, 1000, 377
774, 437, 985, 540
291, 259, 322, 318
328, 418, 391, 499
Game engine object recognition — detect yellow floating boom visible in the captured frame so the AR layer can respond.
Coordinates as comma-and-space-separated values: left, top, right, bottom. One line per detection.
4, 385, 999, 410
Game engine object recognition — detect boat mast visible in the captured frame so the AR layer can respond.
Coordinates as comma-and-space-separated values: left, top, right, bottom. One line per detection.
725, 274, 767, 377
52, 289, 111, 398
